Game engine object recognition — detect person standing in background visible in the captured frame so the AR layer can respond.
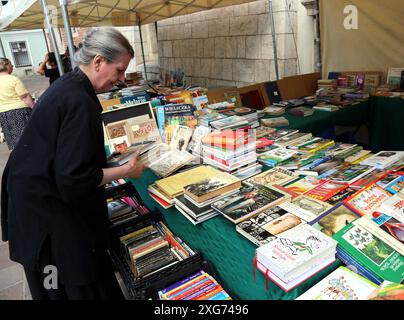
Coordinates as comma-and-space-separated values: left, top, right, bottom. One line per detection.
0, 58, 34, 150
37, 52, 60, 85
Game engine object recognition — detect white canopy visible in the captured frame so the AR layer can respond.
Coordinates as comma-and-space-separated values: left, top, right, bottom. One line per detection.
1, 0, 260, 30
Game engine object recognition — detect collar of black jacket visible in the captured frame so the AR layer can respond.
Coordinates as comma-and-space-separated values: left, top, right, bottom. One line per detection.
70, 67, 103, 113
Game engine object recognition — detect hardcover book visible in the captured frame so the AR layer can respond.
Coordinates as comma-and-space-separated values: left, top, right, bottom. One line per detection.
154, 165, 228, 198
211, 185, 290, 224
183, 172, 241, 203
333, 221, 404, 284
256, 224, 337, 282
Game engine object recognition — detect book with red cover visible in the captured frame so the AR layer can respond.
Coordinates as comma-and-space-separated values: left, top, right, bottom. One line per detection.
201, 130, 251, 150
304, 180, 349, 202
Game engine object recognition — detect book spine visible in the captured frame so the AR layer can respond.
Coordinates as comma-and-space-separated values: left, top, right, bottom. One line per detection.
207, 290, 231, 300
164, 274, 211, 300
159, 270, 205, 296
300, 155, 333, 171
178, 280, 218, 300
194, 284, 223, 300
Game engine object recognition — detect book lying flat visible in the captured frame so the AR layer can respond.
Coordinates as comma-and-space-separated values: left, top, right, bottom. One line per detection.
256, 224, 337, 282
296, 266, 378, 300
211, 185, 290, 224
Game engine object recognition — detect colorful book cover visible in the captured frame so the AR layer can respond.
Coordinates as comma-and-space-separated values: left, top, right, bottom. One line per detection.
256, 224, 337, 281
283, 176, 325, 194
296, 266, 377, 300
305, 181, 349, 202
156, 104, 197, 144
311, 203, 359, 236
327, 164, 375, 184
343, 183, 392, 217
368, 281, 404, 300
333, 222, 404, 284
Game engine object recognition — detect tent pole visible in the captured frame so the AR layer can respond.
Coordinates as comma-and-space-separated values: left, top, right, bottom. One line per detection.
40, 0, 64, 76
42, 29, 50, 52
0, 35, 5, 57
60, 0, 76, 69
138, 21, 148, 82
268, 0, 279, 80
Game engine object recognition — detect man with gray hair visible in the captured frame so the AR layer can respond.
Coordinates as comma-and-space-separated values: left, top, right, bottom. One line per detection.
1, 27, 144, 300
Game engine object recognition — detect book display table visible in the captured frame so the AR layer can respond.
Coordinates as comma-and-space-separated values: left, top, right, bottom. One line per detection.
369, 96, 404, 152
263, 101, 370, 136
130, 171, 341, 300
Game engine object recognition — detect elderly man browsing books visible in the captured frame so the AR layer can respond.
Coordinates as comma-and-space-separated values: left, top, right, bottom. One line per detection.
1, 28, 145, 300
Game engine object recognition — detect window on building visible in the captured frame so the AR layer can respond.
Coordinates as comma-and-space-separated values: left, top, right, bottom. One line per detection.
9, 41, 32, 68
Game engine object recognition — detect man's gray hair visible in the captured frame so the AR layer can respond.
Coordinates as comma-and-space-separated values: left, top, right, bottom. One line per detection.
74, 27, 134, 66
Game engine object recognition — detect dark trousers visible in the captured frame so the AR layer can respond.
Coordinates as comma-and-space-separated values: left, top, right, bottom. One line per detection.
23, 238, 125, 300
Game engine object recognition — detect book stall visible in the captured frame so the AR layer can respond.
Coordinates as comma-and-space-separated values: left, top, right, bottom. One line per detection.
100, 69, 404, 300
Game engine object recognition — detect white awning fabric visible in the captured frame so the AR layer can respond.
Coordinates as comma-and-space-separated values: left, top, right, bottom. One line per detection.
1, 0, 260, 30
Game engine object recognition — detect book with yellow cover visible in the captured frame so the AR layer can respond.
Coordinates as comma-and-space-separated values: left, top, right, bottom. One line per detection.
155, 165, 235, 199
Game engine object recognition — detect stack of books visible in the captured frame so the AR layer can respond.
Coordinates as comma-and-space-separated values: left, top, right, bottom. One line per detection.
275, 132, 313, 148
107, 199, 139, 225
210, 115, 248, 130
201, 130, 258, 177
318, 79, 337, 90
289, 137, 335, 154
158, 270, 232, 300
166, 167, 242, 224
360, 151, 404, 170
258, 147, 298, 167
333, 217, 404, 285
288, 106, 315, 117
119, 224, 180, 279
148, 165, 230, 209
198, 113, 227, 127
255, 224, 337, 291
221, 107, 259, 128
260, 116, 289, 127
174, 194, 219, 225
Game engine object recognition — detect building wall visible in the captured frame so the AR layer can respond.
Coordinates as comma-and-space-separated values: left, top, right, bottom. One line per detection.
156, 0, 299, 88
0, 29, 48, 78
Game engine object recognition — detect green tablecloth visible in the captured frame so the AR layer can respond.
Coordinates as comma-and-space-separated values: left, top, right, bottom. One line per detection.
130, 171, 341, 300
264, 101, 370, 136
369, 96, 404, 152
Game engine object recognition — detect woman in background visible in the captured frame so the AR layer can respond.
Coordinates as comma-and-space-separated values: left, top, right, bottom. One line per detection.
0, 57, 34, 150
37, 52, 60, 85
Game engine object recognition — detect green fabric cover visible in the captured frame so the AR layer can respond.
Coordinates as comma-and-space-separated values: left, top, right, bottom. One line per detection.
130, 171, 341, 300
264, 101, 369, 135
369, 96, 404, 152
